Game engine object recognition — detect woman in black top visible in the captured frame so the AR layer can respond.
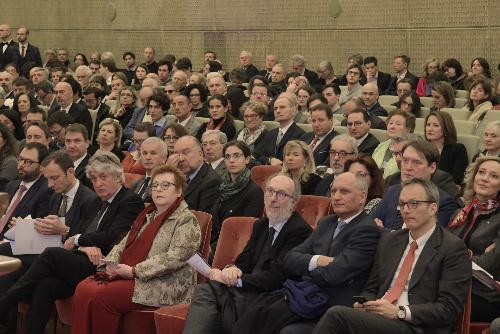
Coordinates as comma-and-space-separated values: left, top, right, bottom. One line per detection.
197, 94, 236, 141
185, 83, 209, 118
282, 140, 321, 195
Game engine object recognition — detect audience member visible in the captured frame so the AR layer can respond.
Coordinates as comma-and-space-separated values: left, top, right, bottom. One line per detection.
346, 108, 380, 155
0, 109, 23, 141
339, 64, 363, 106
34, 80, 58, 112
430, 81, 455, 111
259, 54, 278, 81
111, 86, 139, 130
291, 54, 321, 86
236, 101, 268, 158
161, 123, 188, 156
121, 122, 155, 175
466, 78, 493, 122
416, 58, 440, 97
386, 55, 419, 95
196, 94, 236, 142
201, 130, 227, 178
397, 90, 422, 117
91, 118, 125, 161
363, 56, 391, 94
123, 86, 153, 139
473, 120, 500, 161
442, 58, 466, 90
25, 121, 51, 149
0, 123, 18, 190
121, 51, 137, 84
295, 85, 314, 123
282, 140, 322, 195
321, 83, 342, 114
12, 92, 38, 124
47, 111, 71, 149
64, 124, 93, 188
185, 83, 208, 117
53, 81, 93, 135
172, 94, 202, 136
341, 97, 386, 130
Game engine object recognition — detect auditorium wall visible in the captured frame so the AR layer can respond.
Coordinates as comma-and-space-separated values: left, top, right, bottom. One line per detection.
3, 0, 499, 76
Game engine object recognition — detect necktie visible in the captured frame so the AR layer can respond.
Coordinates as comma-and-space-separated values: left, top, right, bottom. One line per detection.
383, 241, 418, 304
309, 136, 319, 151
268, 226, 276, 246
275, 130, 284, 151
58, 195, 68, 217
84, 201, 110, 233
21, 45, 25, 58
137, 177, 151, 200
0, 185, 27, 233
333, 220, 347, 239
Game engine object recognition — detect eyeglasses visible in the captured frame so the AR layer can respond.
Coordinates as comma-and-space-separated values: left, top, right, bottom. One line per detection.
251, 92, 267, 97
189, 93, 201, 97
346, 121, 364, 127
264, 187, 294, 200
163, 135, 179, 142
151, 181, 176, 191
224, 152, 245, 160
17, 157, 39, 166
397, 200, 434, 210
329, 150, 354, 158
201, 140, 219, 147
132, 138, 145, 145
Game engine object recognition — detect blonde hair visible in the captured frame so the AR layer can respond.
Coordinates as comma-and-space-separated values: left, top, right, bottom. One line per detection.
422, 57, 439, 77
98, 118, 123, 147
462, 156, 500, 203
281, 140, 316, 183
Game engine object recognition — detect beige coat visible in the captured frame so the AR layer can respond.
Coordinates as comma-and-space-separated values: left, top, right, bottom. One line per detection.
106, 200, 201, 307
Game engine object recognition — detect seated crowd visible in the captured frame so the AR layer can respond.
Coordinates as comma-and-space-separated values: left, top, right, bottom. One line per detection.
0, 22, 499, 334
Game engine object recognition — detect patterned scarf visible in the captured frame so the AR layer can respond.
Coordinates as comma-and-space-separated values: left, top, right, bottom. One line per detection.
237, 125, 265, 146
448, 197, 498, 240
219, 168, 251, 202
207, 117, 225, 131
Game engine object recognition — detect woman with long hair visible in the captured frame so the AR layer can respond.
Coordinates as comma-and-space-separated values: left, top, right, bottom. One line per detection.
281, 140, 321, 195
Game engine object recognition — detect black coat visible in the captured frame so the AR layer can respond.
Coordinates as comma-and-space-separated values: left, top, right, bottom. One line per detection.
184, 163, 221, 214
376, 71, 392, 94
48, 183, 97, 229
385, 71, 419, 95
357, 133, 380, 155
92, 103, 111, 146
259, 122, 305, 163
17, 43, 42, 76
300, 129, 339, 167
438, 143, 468, 185
314, 173, 335, 197
50, 103, 93, 137
196, 116, 237, 141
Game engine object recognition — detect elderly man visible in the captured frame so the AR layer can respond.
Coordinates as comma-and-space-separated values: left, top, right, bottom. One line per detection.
317, 61, 336, 85
130, 137, 168, 202
259, 92, 305, 165
29, 67, 48, 86
52, 81, 93, 135
0, 71, 14, 99
172, 70, 188, 92
315, 178, 471, 334
201, 130, 227, 177
232, 172, 381, 333
259, 54, 278, 81
270, 63, 287, 94
183, 174, 312, 334
74, 65, 92, 91
346, 108, 380, 155
64, 124, 93, 189
207, 73, 227, 96
315, 134, 358, 197
172, 136, 221, 213
240, 51, 259, 81
172, 94, 201, 136
373, 139, 460, 229
0, 152, 144, 334
291, 54, 320, 86
361, 82, 387, 117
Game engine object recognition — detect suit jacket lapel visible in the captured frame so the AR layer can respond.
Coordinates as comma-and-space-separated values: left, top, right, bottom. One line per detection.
185, 164, 206, 197
381, 233, 409, 292
15, 178, 42, 214
96, 187, 126, 232
408, 227, 440, 290
65, 184, 84, 226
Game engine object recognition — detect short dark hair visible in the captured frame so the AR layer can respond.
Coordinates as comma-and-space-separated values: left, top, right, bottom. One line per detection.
47, 111, 72, 128
223, 140, 251, 158
322, 83, 341, 95
122, 51, 135, 60
363, 56, 378, 66
24, 142, 50, 164
395, 55, 411, 66
83, 86, 106, 100
28, 107, 47, 121
12, 76, 32, 90
208, 60, 222, 72
41, 151, 74, 172
101, 58, 118, 72
249, 82, 270, 95
306, 94, 327, 110
402, 139, 440, 166
204, 50, 217, 59
161, 123, 189, 140
442, 58, 464, 78
176, 57, 192, 71
66, 123, 89, 141
25, 120, 50, 139
34, 80, 54, 94
134, 122, 156, 137
157, 59, 173, 72
347, 108, 370, 123
148, 92, 170, 111
397, 78, 415, 90
347, 64, 363, 75
310, 103, 333, 119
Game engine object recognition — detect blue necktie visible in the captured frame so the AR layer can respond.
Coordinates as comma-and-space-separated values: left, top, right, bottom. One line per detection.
333, 220, 347, 239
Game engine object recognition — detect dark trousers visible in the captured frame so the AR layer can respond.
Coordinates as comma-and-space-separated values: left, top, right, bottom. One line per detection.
472, 294, 500, 322
313, 306, 415, 334
183, 283, 225, 334
0, 247, 96, 334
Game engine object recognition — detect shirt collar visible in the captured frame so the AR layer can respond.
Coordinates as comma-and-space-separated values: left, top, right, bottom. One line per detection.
20, 175, 41, 191
188, 163, 204, 181
409, 224, 436, 249
356, 132, 369, 146
337, 210, 363, 224
279, 120, 294, 134
210, 158, 224, 170
73, 153, 87, 169
63, 180, 80, 200
153, 116, 167, 127
105, 186, 122, 204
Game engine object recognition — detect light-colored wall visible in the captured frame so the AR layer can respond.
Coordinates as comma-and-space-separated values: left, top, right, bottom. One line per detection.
4, 0, 499, 76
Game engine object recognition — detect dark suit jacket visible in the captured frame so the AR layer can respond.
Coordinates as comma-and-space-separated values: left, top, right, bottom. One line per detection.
259, 122, 305, 163
17, 43, 42, 75
373, 183, 460, 228
362, 226, 471, 334
185, 163, 221, 214
314, 173, 335, 197
244, 65, 259, 80
2, 177, 53, 235
303, 68, 322, 86
357, 133, 380, 155
376, 71, 392, 94
300, 129, 339, 167
284, 213, 381, 306
50, 103, 93, 137
0, 41, 18, 70
341, 113, 386, 130
48, 183, 97, 229
236, 211, 312, 292
130, 176, 151, 203
386, 71, 419, 95
70, 186, 144, 255
367, 102, 388, 117
439, 143, 468, 185
385, 170, 458, 198
74, 154, 93, 190
211, 180, 264, 246
92, 103, 111, 145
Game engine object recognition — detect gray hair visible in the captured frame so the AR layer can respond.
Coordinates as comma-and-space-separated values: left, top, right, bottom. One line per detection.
141, 137, 169, 158
401, 178, 440, 207
277, 92, 298, 109
318, 61, 333, 73
75, 65, 92, 77
331, 134, 358, 154
202, 130, 228, 144
85, 151, 124, 183
291, 54, 306, 67
485, 120, 500, 134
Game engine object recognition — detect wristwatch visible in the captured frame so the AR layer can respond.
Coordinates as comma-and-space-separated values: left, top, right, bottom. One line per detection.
397, 306, 406, 320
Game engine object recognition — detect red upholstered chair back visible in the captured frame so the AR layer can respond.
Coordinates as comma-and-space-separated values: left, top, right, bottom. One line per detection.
295, 195, 331, 229
212, 217, 257, 270
250, 165, 282, 191
190, 210, 212, 283
124, 173, 144, 189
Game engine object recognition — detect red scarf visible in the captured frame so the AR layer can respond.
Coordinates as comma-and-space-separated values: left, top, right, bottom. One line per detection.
448, 197, 498, 240
207, 117, 225, 131
120, 196, 183, 266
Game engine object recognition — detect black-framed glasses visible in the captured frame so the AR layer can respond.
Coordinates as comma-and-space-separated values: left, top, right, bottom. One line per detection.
17, 157, 40, 166
329, 150, 354, 158
264, 187, 294, 200
151, 181, 176, 191
397, 200, 434, 210
224, 153, 244, 160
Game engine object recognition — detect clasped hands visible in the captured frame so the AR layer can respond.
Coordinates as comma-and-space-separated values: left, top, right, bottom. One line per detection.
208, 266, 242, 287
353, 299, 399, 320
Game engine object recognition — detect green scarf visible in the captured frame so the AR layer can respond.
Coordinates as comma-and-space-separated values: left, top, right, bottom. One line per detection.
219, 168, 251, 202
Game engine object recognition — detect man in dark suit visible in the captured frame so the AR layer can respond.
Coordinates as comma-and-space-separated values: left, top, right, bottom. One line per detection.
52, 81, 93, 136
361, 82, 388, 117
240, 51, 259, 82
183, 174, 312, 333
15, 27, 42, 76
258, 54, 278, 81
373, 139, 460, 229
64, 123, 93, 189
34, 80, 59, 113
341, 97, 386, 130
363, 56, 392, 94
0, 151, 144, 334
82, 86, 110, 145
385, 55, 419, 96
259, 93, 305, 165
232, 172, 381, 333
0, 24, 18, 71
300, 103, 339, 167
173, 136, 221, 213
314, 178, 471, 334
130, 138, 168, 202
0, 143, 52, 237
346, 108, 380, 155
291, 54, 322, 86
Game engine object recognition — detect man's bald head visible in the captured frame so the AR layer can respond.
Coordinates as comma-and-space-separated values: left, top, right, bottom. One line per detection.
361, 82, 380, 108
54, 81, 73, 108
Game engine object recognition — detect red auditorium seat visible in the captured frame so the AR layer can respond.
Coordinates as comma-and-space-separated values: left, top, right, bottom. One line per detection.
295, 195, 331, 229
124, 172, 143, 189
250, 165, 281, 191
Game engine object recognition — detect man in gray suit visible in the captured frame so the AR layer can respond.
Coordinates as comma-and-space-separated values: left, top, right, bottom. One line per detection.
172, 94, 202, 136
314, 178, 471, 334
201, 130, 227, 178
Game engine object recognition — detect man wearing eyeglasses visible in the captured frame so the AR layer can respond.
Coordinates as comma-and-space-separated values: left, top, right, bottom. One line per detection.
373, 139, 460, 229
315, 178, 470, 334
184, 174, 312, 334
0, 143, 53, 238
339, 64, 363, 106
201, 130, 227, 178
346, 108, 380, 155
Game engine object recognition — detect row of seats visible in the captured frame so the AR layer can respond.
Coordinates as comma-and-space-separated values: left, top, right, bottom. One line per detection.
378, 95, 469, 109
